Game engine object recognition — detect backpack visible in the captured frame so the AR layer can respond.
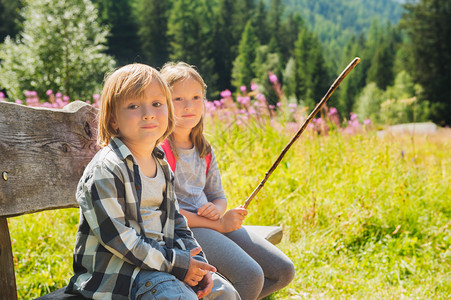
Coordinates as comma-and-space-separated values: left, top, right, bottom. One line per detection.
160, 139, 211, 175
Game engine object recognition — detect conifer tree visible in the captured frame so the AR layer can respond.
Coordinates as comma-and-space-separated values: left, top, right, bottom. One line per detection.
136, 0, 170, 67
253, 0, 269, 45
293, 29, 328, 108
0, 0, 115, 100
92, 0, 140, 65
168, 0, 217, 96
0, 0, 22, 42
401, 0, 451, 124
232, 20, 259, 90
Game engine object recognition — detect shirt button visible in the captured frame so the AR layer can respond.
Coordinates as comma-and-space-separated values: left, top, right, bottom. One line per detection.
145, 281, 151, 287
152, 289, 157, 294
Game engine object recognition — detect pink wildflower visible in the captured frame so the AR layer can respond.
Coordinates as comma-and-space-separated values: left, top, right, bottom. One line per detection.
251, 83, 258, 91
220, 89, 232, 98
240, 85, 247, 93
269, 73, 278, 84
46, 89, 53, 95
364, 119, 371, 125
15, 99, 23, 104
328, 107, 338, 115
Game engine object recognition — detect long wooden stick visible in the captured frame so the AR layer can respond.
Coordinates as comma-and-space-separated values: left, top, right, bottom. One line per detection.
243, 57, 361, 209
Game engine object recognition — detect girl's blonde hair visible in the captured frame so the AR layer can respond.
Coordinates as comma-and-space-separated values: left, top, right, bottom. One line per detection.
98, 63, 175, 147
160, 62, 211, 158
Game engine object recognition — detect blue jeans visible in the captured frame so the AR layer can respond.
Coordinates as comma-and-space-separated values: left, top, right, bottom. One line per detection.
130, 270, 240, 300
130, 271, 197, 300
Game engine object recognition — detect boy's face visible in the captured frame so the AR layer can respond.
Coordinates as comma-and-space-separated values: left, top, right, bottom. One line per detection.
111, 80, 168, 148
171, 77, 204, 131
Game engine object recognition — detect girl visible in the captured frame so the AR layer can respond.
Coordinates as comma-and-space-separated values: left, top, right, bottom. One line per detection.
66, 63, 239, 300
160, 62, 295, 300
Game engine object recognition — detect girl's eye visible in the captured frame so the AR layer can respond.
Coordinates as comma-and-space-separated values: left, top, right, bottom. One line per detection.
127, 104, 139, 109
174, 97, 182, 101
153, 102, 162, 107
193, 96, 202, 100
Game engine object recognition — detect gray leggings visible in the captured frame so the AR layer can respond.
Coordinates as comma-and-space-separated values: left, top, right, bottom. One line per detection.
191, 227, 295, 300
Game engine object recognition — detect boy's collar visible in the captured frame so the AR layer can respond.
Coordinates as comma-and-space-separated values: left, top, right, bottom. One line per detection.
109, 137, 165, 161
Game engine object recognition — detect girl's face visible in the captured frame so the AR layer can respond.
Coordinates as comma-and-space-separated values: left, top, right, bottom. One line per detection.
171, 77, 204, 131
111, 80, 168, 148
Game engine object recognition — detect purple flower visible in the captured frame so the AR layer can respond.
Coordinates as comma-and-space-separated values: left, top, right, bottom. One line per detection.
269, 104, 275, 110
0, 92, 4, 98
63, 95, 70, 101
350, 113, 358, 121
251, 83, 258, 91
240, 85, 247, 93
46, 89, 53, 95
56, 92, 62, 98
276, 102, 282, 107
15, 99, 23, 104
256, 93, 266, 102
328, 107, 338, 115
364, 119, 371, 125
93, 94, 100, 101
288, 103, 297, 108
269, 73, 278, 83
220, 89, 232, 98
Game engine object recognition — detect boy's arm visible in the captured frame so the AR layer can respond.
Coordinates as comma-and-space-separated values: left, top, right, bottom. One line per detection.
79, 163, 191, 280
172, 200, 208, 263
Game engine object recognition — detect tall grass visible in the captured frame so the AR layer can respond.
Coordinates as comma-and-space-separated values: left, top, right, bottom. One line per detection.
9, 118, 451, 299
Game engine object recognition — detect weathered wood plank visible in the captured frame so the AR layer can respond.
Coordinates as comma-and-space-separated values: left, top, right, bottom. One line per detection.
0, 101, 99, 217
35, 287, 86, 299
0, 217, 18, 300
244, 225, 284, 245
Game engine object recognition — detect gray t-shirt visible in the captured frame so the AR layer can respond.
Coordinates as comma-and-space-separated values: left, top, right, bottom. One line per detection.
139, 161, 165, 243
173, 147, 227, 213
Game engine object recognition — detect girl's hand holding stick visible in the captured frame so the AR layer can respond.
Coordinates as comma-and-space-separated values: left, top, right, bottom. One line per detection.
243, 57, 361, 209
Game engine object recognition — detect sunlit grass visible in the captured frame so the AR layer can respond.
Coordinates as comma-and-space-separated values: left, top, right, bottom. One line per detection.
9, 119, 451, 299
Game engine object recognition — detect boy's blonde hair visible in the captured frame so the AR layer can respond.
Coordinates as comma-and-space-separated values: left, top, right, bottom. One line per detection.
98, 63, 175, 147
160, 62, 211, 158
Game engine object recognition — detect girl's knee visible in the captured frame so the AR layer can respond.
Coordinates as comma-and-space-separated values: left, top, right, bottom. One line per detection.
276, 259, 296, 286
245, 263, 265, 289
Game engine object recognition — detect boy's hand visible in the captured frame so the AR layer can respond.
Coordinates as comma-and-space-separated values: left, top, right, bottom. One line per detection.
195, 271, 214, 299
197, 202, 221, 220
184, 247, 216, 287
218, 206, 248, 233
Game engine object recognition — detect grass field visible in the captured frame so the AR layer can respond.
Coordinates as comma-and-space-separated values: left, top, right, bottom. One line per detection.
9, 118, 451, 299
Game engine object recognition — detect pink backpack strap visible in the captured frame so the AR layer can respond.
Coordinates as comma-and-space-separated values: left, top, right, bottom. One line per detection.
161, 140, 176, 172
205, 152, 212, 175
161, 139, 212, 175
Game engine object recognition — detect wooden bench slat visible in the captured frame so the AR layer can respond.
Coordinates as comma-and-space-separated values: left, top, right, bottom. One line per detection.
34, 287, 86, 299
0, 101, 99, 217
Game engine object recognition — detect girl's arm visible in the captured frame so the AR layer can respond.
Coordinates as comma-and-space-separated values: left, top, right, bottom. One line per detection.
180, 207, 246, 233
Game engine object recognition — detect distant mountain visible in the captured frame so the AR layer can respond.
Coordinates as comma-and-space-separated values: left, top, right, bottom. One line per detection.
285, 0, 403, 34
281, 0, 404, 67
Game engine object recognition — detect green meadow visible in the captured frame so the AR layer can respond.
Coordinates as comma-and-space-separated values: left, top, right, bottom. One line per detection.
9, 120, 451, 299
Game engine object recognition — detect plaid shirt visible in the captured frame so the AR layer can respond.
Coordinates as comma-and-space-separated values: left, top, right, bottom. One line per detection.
66, 138, 205, 299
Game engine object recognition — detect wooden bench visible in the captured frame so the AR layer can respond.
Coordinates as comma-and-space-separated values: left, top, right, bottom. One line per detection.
0, 100, 282, 299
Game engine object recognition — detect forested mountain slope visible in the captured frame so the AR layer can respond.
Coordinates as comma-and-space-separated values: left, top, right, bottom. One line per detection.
281, 0, 404, 66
